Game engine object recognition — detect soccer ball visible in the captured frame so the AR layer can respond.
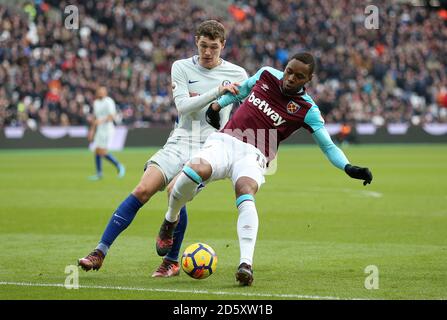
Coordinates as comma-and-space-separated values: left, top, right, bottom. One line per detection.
181, 243, 217, 279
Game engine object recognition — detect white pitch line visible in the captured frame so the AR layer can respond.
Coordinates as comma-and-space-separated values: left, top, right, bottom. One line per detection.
360, 190, 383, 198
0, 281, 366, 300
338, 188, 383, 198
306, 187, 383, 198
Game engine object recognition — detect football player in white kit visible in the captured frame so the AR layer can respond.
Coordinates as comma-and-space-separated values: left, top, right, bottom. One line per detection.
88, 86, 125, 181
78, 20, 248, 276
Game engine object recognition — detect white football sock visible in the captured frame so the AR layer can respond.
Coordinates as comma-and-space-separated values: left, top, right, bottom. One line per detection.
237, 200, 258, 266
165, 168, 201, 222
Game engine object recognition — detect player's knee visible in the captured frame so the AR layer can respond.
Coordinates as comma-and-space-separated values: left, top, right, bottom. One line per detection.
132, 183, 157, 204
184, 161, 212, 181
235, 177, 258, 198
133, 166, 166, 203
96, 147, 108, 156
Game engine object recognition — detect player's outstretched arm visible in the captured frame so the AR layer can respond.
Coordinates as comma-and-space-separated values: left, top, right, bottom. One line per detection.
205, 80, 251, 129
171, 61, 246, 116
216, 66, 275, 109
205, 67, 276, 129
305, 106, 372, 186
312, 127, 373, 186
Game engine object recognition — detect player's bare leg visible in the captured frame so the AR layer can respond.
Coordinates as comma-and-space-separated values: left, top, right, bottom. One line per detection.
234, 177, 259, 286
132, 166, 166, 204
96, 148, 107, 156
156, 158, 211, 256
79, 166, 165, 271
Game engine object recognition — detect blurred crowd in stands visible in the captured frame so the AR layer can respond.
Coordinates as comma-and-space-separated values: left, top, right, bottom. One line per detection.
1, 0, 446, 129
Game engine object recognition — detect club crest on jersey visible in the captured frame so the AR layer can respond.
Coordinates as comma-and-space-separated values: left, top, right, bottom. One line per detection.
261, 83, 269, 91
222, 80, 231, 86
287, 101, 300, 114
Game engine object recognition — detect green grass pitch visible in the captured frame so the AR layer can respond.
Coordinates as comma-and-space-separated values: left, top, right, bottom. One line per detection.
0, 144, 446, 300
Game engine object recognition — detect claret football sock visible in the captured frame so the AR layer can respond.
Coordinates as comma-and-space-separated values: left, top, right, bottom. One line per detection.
97, 194, 143, 255
236, 195, 258, 266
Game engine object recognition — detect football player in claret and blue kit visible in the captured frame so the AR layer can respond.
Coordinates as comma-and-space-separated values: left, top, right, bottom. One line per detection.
155, 52, 373, 286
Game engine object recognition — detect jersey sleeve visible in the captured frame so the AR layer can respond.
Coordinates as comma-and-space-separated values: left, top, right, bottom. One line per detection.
304, 105, 325, 132
311, 126, 349, 170
217, 66, 280, 108
171, 60, 221, 115
304, 105, 349, 170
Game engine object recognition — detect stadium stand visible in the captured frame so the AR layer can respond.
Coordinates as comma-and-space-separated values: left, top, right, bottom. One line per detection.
0, 0, 446, 129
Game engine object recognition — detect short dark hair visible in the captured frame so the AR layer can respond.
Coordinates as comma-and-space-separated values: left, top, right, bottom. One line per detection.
196, 20, 226, 43
290, 52, 315, 75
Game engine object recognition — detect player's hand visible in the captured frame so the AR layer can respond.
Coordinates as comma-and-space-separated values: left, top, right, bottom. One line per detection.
206, 103, 221, 130
218, 82, 240, 96
344, 164, 373, 186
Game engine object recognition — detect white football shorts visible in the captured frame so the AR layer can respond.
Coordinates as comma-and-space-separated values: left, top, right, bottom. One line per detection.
93, 127, 115, 149
192, 132, 267, 189
146, 136, 202, 188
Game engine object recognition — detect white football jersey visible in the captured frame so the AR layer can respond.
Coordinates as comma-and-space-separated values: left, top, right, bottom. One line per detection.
93, 96, 116, 132
169, 55, 248, 144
